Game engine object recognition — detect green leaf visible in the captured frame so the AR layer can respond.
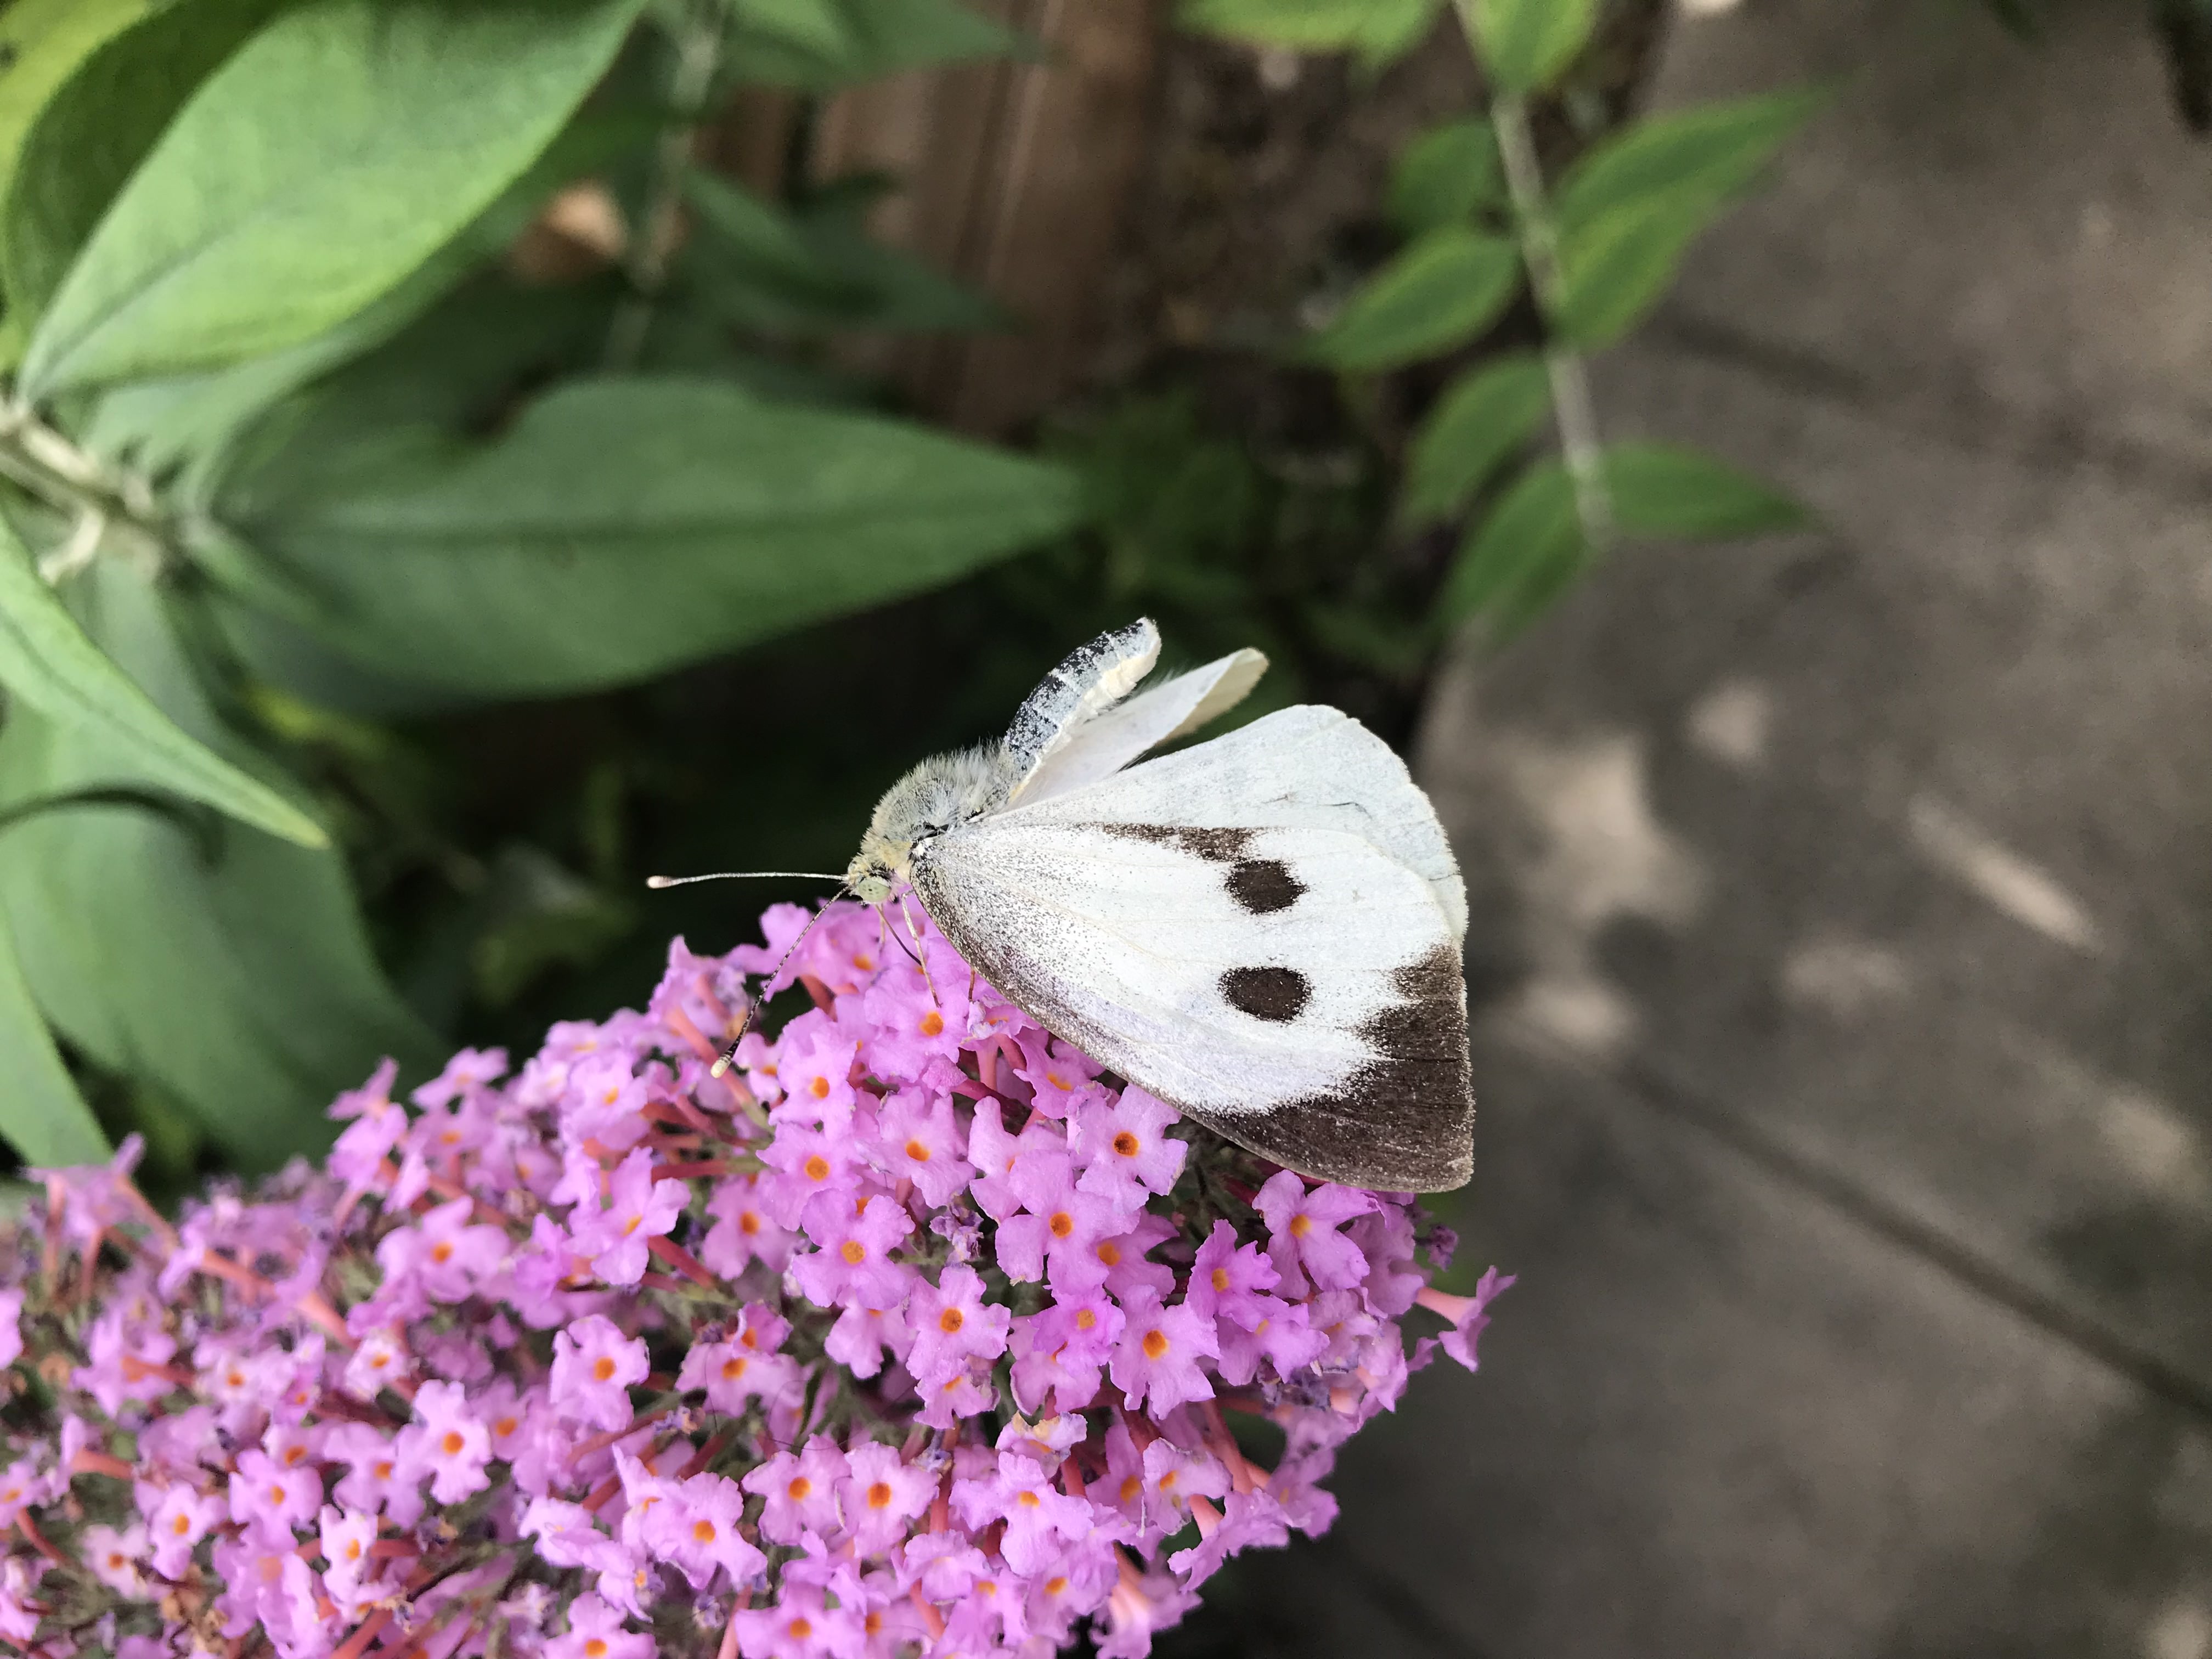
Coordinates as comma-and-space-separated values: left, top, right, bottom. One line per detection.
1553, 87, 1826, 239
1435, 457, 1583, 628
723, 0, 1023, 90
0, 906, 109, 1169
3, 0, 296, 347
1178, 0, 1441, 60
18, 0, 648, 400
1464, 0, 1597, 92
1603, 441, 1809, 539
0, 0, 154, 279
1553, 198, 1704, 348
0, 516, 328, 846
0, 558, 442, 1169
1388, 119, 1502, 235
223, 376, 1085, 696
1400, 352, 1550, 523
80, 104, 661, 493
1305, 227, 1520, 372
683, 167, 998, 334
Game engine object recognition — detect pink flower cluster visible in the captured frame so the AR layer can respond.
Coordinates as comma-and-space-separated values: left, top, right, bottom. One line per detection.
0, 901, 1508, 1659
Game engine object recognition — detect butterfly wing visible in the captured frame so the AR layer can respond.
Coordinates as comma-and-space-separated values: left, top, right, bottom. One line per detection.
914, 705, 1472, 1190
1008, 647, 1270, 808
1001, 619, 1160, 800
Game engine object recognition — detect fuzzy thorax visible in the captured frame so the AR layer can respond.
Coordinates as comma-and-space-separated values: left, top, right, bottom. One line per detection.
845, 743, 1018, 904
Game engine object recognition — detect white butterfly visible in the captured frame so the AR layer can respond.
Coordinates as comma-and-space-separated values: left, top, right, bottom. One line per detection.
840, 618, 1474, 1193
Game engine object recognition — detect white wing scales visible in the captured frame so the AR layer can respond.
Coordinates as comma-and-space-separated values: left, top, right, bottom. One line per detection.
1010, 647, 1269, 807
914, 703, 1474, 1190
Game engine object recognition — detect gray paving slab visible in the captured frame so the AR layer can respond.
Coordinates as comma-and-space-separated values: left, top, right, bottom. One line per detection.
1316, 1039, 2212, 1659
1648, 0, 2212, 482
1423, 337, 2212, 1400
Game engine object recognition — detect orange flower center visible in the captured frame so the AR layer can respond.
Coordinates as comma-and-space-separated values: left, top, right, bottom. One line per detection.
1096, 1242, 1121, 1266
592, 1356, 617, 1382
803, 1154, 831, 1182
939, 1307, 964, 1334
1048, 1211, 1074, 1239
373, 1460, 394, 1480
840, 1240, 866, 1265
739, 1211, 761, 1236
430, 1242, 454, 1264
441, 1431, 465, 1455
1016, 1490, 1041, 1509
1113, 1131, 1139, 1157
1119, 1475, 1142, 1502
585, 1641, 608, 1659
808, 1076, 831, 1100
1212, 1267, 1232, 1292
1289, 1214, 1312, 1238
1142, 1329, 1169, 1360
344, 1539, 362, 1561
867, 1481, 893, 1509
905, 1139, 930, 1163
693, 1520, 716, 1543
1075, 1308, 1096, 1330
171, 1515, 190, 1536
495, 1417, 518, 1438
721, 1357, 748, 1380
1046, 1576, 1069, 1596
787, 1476, 811, 1501
787, 1620, 812, 1641
919, 1011, 944, 1037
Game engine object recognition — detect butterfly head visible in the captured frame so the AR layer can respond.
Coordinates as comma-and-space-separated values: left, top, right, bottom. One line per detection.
850, 745, 1018, 906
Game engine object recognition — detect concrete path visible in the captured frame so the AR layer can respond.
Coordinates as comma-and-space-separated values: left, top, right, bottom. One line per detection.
1257, 1, 2212, 1653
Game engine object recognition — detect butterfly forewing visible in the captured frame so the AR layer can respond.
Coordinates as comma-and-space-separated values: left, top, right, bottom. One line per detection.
913, 704, 1474, 1191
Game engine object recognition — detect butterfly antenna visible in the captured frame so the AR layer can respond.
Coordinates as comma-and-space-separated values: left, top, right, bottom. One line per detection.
645, 871, 843, 888
708, 894, 846, 1077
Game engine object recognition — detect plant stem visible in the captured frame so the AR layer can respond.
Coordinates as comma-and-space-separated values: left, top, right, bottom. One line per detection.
604, 2, 725, 370
1485, 87, 1613, 552
0, 402, 168, 579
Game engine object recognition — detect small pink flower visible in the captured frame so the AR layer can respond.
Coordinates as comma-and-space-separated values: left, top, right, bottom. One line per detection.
837, 1442, 935, 1556
81, 1521, 148, 1596
1254, 1171, 1378, 1294
408, 1379, 492, 1504
904, 1265, 1011, 1384
142, 1481, 226, 1578
650, 1471, 764, 1591
789, 1190, 915, 1310
574, 1148, 685, 1288
228, 1446, 320, 1544
1108, 1289, 1220, 1418
1071, 1087, 1186, 1207
545, 1593, 653, 1659
549, 1314, 647, 1431
870, 1088, 974, 1205
741, 1438, 846, 1547
1415, 1267, 1516, 1372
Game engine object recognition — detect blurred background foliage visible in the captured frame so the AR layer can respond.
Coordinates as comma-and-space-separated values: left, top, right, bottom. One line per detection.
24, 0, 2174, 1199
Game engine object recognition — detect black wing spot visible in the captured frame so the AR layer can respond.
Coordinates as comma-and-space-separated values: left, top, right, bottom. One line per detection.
1102, 823, 1254, 863
1226, 857, 1304, 915
1221, 966, 1310, 1022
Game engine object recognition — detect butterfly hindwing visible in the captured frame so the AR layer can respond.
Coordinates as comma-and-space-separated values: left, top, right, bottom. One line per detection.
914, 704, 1474, 1190
1010, 647, 1269, 808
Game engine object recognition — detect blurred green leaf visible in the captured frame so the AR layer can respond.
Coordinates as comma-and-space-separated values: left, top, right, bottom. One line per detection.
1463, 0, 1597, 92
0, 904, 109, 1169
1553, 199, 1703, 348
3, 0, 295, 350
1388, 119, 1503, 235
0, 0, 153, 285
1305, 227, 1520, 372
723, 0, 1023, 89
0, 558, 442, 1169
81, 105, 661, 493
222, 376, 1084, 696
0, 516, 328, 846
19, 0, 647, 399
1435, 457, 1582, 629
1604, 441, 1809, 539
1178, 0, 1442, 64
1553, 87, 1826, 239
1400, 351, 1550, 523
683, 167, 998, 335
469, 845, 635, 1008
